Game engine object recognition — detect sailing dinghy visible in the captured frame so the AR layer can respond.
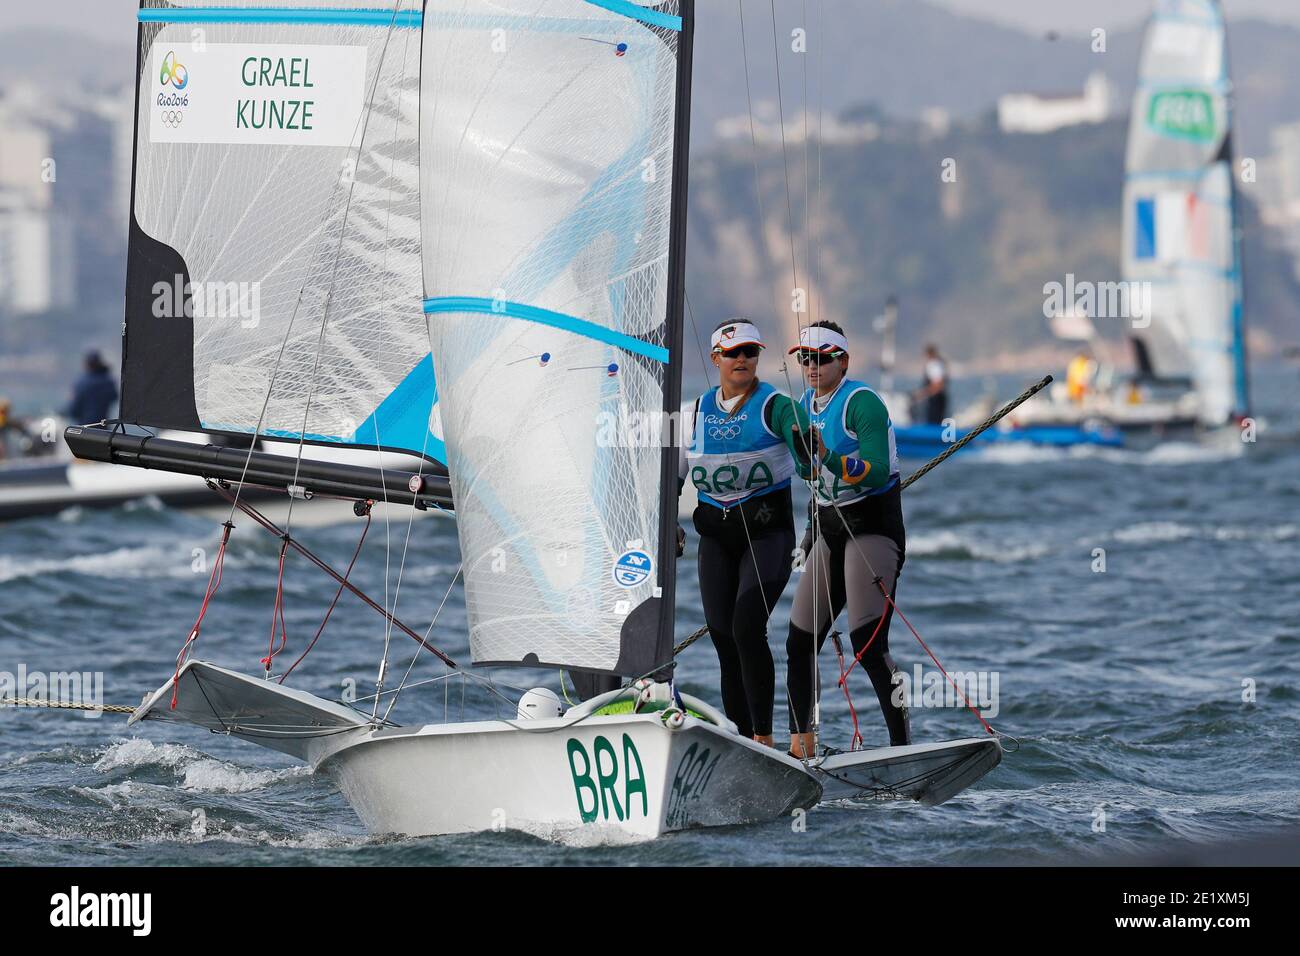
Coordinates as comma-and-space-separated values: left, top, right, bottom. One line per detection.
1002, 0, 1249, 443
80, 0, 1001, 841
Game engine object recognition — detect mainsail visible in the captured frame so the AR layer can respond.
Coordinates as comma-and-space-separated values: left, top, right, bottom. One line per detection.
122, 0, 444, 462
419, 0, 693, 677
1121, 0, 1248, 426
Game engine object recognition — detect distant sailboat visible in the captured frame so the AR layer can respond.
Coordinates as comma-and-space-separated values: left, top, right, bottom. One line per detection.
1007, 0, 1249, 445
1120, 0, 1248, 428
71, 0, 1000, 841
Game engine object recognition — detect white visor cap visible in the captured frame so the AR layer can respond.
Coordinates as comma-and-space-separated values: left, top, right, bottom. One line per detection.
788, 325, 850, 355
711, 320, 766, 353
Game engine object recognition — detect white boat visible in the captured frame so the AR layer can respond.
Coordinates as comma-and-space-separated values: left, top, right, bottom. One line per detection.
96, 0, 1000, 843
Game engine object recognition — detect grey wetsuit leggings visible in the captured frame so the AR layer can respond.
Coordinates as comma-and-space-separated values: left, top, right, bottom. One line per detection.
785, 530, 910, 745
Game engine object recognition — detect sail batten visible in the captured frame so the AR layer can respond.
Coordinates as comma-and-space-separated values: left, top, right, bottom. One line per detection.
420, 0, 690, 677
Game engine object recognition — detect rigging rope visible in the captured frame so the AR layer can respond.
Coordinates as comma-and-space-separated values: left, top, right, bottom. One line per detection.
208, 482, 455, 667
170, 520, 232, 708
280, 502, 374, 682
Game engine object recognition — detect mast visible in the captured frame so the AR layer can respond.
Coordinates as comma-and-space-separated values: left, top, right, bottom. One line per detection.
650, 0, 695, 678
876, 295, 898, 395
1221, 3, 1250, 420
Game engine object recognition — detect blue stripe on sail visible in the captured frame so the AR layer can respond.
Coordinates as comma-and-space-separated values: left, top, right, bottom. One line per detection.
1151, 12, 1222, 29
1180, 262, 1237, 280
1135, 198, 1157, 260
584, 0, 682, 31
353, 352, 447, 464
1137, 79, 1228, 92
138, 7, 423, 27
1230, 294, 1248, 414
201, 423, 343, 443
1126, 170, 1207, 181
423, 296, 669, 364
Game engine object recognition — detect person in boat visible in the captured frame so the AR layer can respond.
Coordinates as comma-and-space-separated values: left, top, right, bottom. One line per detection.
1066, 348, 1098, 404
0, 399, 24, 461
785, 320, 909, 759
679, 319, 819, 747
911, 343, 949, 425
64, 350, 119, 424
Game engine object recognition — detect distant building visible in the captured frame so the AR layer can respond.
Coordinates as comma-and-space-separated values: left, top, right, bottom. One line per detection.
920, 107, 951, 139
0, 80, 134, 315
1255, 120, 1300, 281
997, 72, 1113, 135
0, 190, 74, 313
715, 102, 881, 144
0, 109, 75, 314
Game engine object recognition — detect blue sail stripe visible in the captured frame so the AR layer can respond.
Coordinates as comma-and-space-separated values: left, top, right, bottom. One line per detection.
138, 7, 423, 27
138, 4, 679, 30
583, 0, 682, 31
424, 296, 669, 363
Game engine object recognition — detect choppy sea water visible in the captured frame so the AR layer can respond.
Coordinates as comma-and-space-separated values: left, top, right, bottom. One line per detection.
1, 367, 1297, 866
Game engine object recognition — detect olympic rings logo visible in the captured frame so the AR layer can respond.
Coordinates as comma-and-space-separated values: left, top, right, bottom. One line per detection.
707, 424, 742, 441
159, 50, 189, 90
160, 110, 184, 128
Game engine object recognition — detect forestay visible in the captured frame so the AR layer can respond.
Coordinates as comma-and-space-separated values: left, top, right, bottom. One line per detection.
1120, 0, 1247, 426
419, 0, 691, 677
123, 0, 444, 462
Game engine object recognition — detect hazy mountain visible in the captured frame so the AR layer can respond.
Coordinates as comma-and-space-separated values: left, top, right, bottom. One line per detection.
4, 2, 1299, 155
0, 27, 132, 91
689, 0, 1300, 160
684, 114, 1299, 376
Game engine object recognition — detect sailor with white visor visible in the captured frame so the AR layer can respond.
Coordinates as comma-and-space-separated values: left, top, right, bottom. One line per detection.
675, 318, 820, 747
783, 319, 909, 759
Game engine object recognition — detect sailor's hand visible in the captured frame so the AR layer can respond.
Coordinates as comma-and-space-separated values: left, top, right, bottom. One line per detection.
676, 524, 686, 557
808, 427, 827, 461
791, 546, 806, 572
792, 424, 825, 470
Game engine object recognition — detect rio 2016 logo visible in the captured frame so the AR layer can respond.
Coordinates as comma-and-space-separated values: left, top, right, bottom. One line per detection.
159, 50, 188, 90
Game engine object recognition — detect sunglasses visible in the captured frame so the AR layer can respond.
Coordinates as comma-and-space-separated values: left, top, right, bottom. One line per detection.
717, 344, 762, 359
797, 349, 841, 366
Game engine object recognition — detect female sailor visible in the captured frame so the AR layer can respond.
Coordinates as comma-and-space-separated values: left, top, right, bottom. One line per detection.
679, 320, 816, 746
784, 320, 909, 759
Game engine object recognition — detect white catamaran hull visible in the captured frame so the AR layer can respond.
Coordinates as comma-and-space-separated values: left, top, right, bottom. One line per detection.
320, 714, 821, 841
808, 738, 1002, 806
133, 662, 1002, 842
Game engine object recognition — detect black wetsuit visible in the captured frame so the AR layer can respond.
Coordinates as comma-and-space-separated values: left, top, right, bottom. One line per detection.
694, 489, 795, 738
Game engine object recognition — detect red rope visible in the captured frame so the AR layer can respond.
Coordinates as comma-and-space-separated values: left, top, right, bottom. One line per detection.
829, 632, 863, 751
836, 604, 887, 685
171, 522, 233, 709
876, 583, 996, 736
280, 504, 373, 682
261, 538, 291, 674
832, 578, 995, 739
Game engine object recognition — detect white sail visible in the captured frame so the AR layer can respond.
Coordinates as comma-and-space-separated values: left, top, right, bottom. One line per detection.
124, 1, 444, 461
1120, 0, 1247, 426
419, 0, 690, 676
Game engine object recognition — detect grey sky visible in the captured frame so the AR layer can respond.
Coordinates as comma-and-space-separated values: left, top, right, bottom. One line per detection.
4, 0, 1300, 41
